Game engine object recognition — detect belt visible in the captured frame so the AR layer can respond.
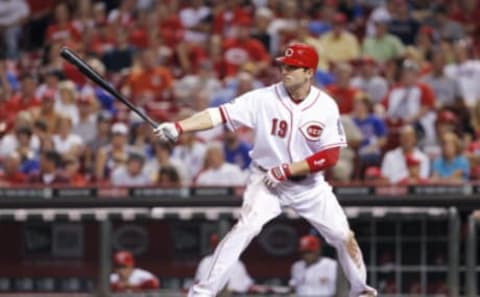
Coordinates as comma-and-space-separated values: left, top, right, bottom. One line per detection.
253, 163, 308, 182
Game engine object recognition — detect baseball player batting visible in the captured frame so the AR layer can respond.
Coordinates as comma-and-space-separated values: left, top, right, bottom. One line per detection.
155, 43, 377, 297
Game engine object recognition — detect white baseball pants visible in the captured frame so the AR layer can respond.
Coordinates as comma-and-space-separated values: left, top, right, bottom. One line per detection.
188, 170, 376, 297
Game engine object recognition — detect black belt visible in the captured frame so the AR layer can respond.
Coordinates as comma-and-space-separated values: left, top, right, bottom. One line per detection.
253, 163, 308, 182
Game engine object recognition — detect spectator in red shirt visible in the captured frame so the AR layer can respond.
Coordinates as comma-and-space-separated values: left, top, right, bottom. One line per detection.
0, 152, 27, 186
122, 48, 174, 104
6, 74, 40, 114
221, 17, 271, 78
326, 63, 362, 115
110, 250, 160, 292
45, 2, 81, 43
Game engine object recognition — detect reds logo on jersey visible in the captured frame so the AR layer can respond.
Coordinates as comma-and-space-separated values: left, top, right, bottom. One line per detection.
300, 122, 324, 141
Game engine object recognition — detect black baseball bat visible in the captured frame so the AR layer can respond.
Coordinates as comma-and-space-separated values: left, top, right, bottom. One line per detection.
59, 47, 159, 128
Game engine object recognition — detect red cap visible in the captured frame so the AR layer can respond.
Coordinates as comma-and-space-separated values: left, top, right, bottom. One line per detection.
209, 233, 219, 248
299, 235, 321, 252
437, 110, 457, 124
360, 56, 377, 66
276, 43, 319, 69
333, 13, 347, 24
114, 251, 135, 267
235, 16, 252, 27
365, 166, 382, 178
42, 89, 56, 101
405, 155, 420, 167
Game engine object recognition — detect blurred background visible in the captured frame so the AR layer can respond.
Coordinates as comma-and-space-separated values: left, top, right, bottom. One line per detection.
1, 0, 480, 296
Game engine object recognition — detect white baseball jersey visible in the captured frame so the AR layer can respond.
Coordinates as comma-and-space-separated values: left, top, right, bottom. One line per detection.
110, 268, 159, 291
220, 83, 347, 183
289, 257, 338, 297
195, 254, 253, 293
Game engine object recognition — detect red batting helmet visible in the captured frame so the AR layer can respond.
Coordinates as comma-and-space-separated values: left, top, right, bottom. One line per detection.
114, 250, 135, 267
299, 235, 321, 252
276, 43, 319, 69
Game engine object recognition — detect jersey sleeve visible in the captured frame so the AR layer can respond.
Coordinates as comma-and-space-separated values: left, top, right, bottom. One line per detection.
319, 104, 348, 150
219, 92, 257, 131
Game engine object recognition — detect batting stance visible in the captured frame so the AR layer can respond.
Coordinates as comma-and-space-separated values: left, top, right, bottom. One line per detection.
155, 43, 377, 297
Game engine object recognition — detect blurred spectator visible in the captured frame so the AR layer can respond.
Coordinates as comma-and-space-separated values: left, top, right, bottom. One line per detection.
330, 116, 362, 182
223, 129, 252, 170
381, 125, 430, 184
326, 63, 362, 115
14, 126, 39, 174
289, 235, 338, 297
251, 7, 274, 56
383, 60, 436, 148
107, 0, 136, 28
387, 0, 420, 45
30, 89, 63, 134
0, 0, 30, 59
102, 28, 135, 73
194, 233, 255, 294
444, 39, 480, 108
210, 71, 262, 107
350, 57, 389, 104
220, 17, 271, 78
55, 80, 79, 124
95, 122, 135, 181
62, 155, 87, 187
110, 250, 160, 292
213, 2, 251, 39
422, 50, 462, 110
362, 15, 405, 63
111, 152, 151, 187
178, 0, 211, 44
352, 95, 387, 178
364, 166, 388, 184
429, 4, 464, 42
397, 154, 430, 185
122, 48, 173, 103
28, 150, 69, 184
73, 93, 98, 145
365, 0, 396, 37
45, 2, 81, 44
52, 116, 84, 158
267, 0, 299, 55
431, 132, 469, 183
157, 165, 182, 187
195, 142, 245, 186
320, 13, 360, 65
5, 74, 40, 114
0, 152, 27, 186
0, 115, 40, 158
143, 141, 187, 185
172, 131, 207, 183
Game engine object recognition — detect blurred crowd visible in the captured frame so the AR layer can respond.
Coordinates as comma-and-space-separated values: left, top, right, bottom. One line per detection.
1, 0, 480, 187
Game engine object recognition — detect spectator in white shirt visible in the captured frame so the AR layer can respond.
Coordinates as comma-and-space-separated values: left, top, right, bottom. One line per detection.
195, 142, 245, 186
111, 152, 151, 187
53, 116, 84, 158
172, 131, 207, 184
381, 125, 430, 183
350, 57, 389, 105
289, 235, 338, 297
0, 0, 30, 59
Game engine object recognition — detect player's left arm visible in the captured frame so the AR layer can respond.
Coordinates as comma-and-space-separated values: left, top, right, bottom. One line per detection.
263, 147, 341, 188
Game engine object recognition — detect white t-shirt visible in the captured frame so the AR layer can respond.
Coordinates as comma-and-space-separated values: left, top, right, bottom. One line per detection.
195, 254, 253, 293
289, 257, 338, 297
172, 142, 207, 183
110, 268, 158, 290
381, 147, 430, 183
0, 133, 40, 158
52, 134, 84, 154
195, 163, 246, 186
111, 166, 151, 187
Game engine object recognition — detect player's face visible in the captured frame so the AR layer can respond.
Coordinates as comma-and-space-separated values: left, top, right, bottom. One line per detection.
280, 64, 312, 89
